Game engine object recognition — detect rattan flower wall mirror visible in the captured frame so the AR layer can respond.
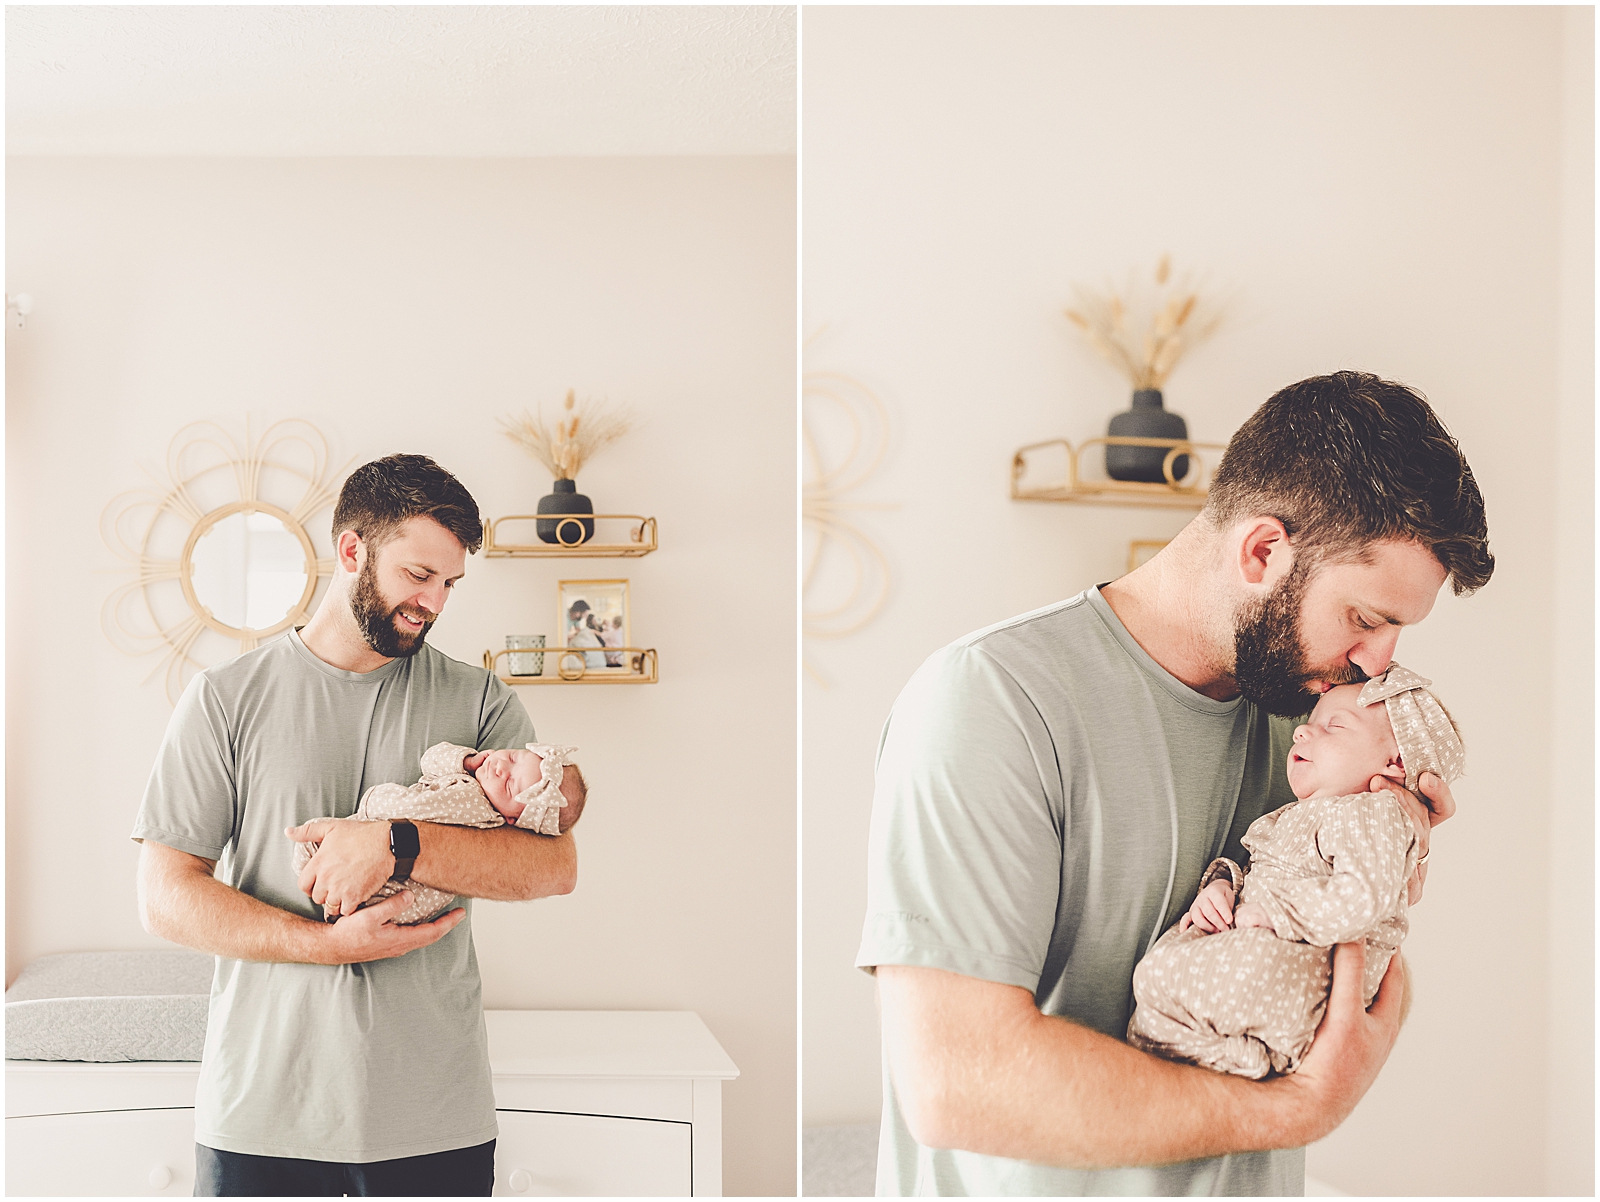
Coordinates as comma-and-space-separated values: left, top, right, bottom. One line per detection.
101, 420, 347, 703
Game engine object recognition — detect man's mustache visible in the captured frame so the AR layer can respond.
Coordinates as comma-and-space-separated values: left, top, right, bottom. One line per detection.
1304, 664, 1369, 687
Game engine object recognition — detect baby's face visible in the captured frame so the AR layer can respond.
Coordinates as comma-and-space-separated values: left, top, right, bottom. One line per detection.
1286, 684, 1402, 800
474, 748, 544, 819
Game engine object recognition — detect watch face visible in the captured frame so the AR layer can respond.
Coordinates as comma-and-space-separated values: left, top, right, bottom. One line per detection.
391, 821, 421, 859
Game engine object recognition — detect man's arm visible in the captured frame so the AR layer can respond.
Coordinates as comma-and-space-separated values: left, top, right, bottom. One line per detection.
137, 840, 463, 965
879, 941, 1403, 1169
409, 823, 577, 900
288, 764, 584, 916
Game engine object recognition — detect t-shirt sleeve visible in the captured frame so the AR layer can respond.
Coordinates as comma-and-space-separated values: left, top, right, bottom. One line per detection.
129, 673, 238, 861
477, 673, 535, 751
856, 643, 1064, 993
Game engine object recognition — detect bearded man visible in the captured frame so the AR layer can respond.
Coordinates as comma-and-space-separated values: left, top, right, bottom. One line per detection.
857, 371, 1493, 1196
134, 454, 582, 1196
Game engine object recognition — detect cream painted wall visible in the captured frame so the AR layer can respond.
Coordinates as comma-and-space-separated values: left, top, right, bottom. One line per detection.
1546, 7, 1595, 1196
5, 156, 796, 1196
801, 7, 1591, 1197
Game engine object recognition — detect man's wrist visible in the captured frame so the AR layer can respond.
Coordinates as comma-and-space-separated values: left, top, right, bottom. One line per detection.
294, 911, 344, 966
388, 820, 419, 880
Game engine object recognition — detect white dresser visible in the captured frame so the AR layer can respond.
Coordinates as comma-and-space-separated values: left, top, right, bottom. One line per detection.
4, 1010, 739, 1197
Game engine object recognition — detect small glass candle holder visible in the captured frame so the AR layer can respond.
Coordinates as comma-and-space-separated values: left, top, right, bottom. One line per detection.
506, 635, 547, 677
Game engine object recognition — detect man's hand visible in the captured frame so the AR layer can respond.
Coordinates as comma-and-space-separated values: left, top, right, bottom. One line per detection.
318, 891, 465, 963
138, 840, 460, 967
287, 819, 394, 919
1178, 878, 1236, 933
1274, 942, 1404, 1144
1367, 770, 1454, 903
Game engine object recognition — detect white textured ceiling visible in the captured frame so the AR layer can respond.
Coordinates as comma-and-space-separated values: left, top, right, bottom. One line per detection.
6, 5, 796, 156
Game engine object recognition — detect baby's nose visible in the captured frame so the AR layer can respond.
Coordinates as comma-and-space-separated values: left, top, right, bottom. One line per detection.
1293, 724, 1310, 741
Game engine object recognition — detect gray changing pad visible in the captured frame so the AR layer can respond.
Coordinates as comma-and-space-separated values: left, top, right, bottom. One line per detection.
5, 950, 213, 1062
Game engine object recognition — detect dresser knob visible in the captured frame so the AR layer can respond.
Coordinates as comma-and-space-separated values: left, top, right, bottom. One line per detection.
508, 1168, 532, 1194
149, 1165, 173, 1189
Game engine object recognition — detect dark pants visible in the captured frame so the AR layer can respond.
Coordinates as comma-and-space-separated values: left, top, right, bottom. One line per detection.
194, 1139, 495, 1197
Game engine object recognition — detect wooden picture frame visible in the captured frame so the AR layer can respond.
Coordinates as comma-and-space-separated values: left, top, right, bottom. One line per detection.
557, 579, 631, 675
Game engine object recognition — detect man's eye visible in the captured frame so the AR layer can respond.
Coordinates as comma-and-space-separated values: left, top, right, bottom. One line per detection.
409, 572, 427, 583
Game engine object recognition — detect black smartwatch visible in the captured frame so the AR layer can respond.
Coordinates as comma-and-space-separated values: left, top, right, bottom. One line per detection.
389, 820, 420, 880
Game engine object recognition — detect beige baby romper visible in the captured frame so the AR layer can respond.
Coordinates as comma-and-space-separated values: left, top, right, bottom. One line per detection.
1126, 788, 1419, 1078
290, 740, 577, 925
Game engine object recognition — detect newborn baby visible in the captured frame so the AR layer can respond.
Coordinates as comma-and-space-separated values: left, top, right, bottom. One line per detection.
1126, 664, 1464, 1078
290, 741, 583, 926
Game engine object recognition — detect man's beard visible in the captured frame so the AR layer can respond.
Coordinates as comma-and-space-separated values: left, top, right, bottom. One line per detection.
350, 555, 435, 658
1233, 559, 1365, 717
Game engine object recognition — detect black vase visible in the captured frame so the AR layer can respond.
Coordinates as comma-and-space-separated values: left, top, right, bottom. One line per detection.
536, 478, 595, 545
1106, 389, 1190, 484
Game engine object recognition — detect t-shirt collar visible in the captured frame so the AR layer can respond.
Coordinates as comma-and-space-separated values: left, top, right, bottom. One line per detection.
286, 627, 410, 684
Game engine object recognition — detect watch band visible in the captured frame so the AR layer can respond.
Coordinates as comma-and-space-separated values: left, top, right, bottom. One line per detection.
389, 820, 420, 880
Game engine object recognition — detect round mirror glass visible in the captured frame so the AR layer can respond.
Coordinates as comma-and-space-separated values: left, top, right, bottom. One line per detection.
189, 511, 309, 631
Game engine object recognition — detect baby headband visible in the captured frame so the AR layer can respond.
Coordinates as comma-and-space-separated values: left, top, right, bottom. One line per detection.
1356, 663, 1465, 791
512, 743, 579, 836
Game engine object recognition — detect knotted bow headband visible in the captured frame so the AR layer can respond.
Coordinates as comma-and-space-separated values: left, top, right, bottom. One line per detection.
511, 743, 579, 836
1356, 664, 1465, 791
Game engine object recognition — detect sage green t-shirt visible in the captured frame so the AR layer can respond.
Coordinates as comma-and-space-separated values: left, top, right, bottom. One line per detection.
131, 630, 535, 1162
856, 588, 1303, 1196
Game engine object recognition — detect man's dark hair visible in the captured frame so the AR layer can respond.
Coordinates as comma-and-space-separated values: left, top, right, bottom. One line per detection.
332, 454, 484, 554
1204, 371, 1493, 595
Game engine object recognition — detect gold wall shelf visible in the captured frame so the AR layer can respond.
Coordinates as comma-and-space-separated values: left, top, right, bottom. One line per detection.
483, 647, 658, 685
1010, 436, 1226, 510
482, 514, 658, 558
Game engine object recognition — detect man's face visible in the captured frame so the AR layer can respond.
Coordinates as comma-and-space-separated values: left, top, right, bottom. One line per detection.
349, 516, 468, 658
1234, 538, 1447, 717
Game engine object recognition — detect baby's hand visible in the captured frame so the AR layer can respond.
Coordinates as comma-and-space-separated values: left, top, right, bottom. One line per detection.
1179, 878, 1236, 934
1233, 902, 1272, 931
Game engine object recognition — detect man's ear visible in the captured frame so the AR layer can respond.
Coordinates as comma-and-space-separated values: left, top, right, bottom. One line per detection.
1235, 517, 1294, 588
335, 529, 364, 575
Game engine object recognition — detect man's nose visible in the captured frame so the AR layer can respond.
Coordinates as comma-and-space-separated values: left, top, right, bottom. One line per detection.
1348, 627, 1401, 679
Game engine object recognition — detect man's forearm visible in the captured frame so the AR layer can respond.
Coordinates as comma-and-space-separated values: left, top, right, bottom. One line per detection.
409, 824, 577, 901
138, 842, 335, 965
879, 965, 1318, 1169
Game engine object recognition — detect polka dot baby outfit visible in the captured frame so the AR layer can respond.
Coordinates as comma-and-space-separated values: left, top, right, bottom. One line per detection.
290, 740, 577, 925
1126, 788, 1420, 1078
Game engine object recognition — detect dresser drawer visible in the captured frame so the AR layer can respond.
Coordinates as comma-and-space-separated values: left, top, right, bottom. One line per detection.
494, 1108, 691, 1196
6, 1108, 196, 1196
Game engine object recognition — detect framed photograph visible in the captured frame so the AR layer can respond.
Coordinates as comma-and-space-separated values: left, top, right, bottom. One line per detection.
557, 579, 631, 674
